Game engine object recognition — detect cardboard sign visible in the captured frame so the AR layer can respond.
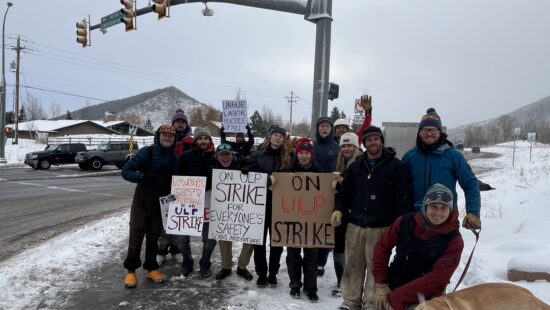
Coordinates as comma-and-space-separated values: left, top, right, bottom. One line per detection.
222, 100, 248, 133
166, 176, 207, 236
271, 172, 336, 248
209, 169, 267, 245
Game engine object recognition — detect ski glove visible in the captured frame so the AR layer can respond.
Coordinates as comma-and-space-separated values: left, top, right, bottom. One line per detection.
240, 167, 249, 175
331, 211, 343, 227
331, 176, 343, 192
462, 213, 482, 230
373, 283, 391, 310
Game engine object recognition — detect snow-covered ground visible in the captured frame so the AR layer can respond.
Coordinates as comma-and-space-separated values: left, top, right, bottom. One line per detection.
2, 138, 47, 165
0, 141, 549, 309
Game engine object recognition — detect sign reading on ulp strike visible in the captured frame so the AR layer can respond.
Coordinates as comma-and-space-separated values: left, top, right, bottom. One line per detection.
209, 169, 267, 245
166, 176, 206, 236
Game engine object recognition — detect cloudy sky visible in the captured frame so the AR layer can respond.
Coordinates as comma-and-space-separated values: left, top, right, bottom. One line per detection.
4, 0, 550, 128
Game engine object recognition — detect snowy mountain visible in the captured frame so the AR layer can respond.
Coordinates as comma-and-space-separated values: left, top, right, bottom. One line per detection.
60, 86, 209, 129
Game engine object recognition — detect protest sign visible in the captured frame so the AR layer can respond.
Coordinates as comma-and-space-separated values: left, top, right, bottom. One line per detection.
166, 176, 207, 236
271, 172, 336, 248
222, 100, 248, 133
159, 195, 172, 230
209, 169, 267, 245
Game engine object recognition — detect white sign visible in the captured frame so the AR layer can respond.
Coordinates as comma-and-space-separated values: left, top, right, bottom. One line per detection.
222, 100, 248, 133
513, 127, 521, 138
353, 113, 365, 125
159, 195, 173, 230
209, 169, 267, 245
166, 176, 207, 236
527, 133, 536, 142
354, 99, 364, 113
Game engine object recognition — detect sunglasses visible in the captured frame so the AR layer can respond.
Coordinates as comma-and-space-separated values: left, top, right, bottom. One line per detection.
217, 144, 233, 152
297, 142, 313, 148
426, 190, 452, 204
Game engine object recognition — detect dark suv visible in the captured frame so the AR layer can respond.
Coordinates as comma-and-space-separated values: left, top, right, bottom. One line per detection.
24, 143, 88, 169
75, 141, 138, 170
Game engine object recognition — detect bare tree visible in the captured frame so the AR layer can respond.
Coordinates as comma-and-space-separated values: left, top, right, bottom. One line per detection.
25, 94, 48, 121
80, 100, 93, 120
48, 101, 62, 119
261, 105, 283, 127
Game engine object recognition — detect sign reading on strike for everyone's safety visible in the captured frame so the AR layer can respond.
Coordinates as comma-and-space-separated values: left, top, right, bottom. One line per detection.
222, 100, 248, 133
271, 172, 336, 248
209, 169, 267, 245
166, 176, 207, 236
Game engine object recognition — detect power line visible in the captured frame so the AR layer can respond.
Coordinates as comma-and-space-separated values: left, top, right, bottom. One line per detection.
7, 83, 108, 101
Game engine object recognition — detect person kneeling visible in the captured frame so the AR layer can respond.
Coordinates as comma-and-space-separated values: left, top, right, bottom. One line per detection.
372, 183, 464, 310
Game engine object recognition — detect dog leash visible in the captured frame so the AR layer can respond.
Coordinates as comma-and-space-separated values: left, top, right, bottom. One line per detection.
453, 228, 480, 292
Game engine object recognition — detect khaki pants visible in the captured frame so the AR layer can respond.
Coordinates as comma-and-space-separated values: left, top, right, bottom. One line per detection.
341, 223, 387, 310
218, 241, 254, 270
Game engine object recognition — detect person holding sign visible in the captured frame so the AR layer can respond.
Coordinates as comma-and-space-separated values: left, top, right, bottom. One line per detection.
283, 137, 323, 302
333, 126, 412, 310
244, 125, 291, 288
372, 184, 464, 310
175, 127, 217, 278
220, 124, 255, 161
120, 124, 177, 288
212, 144, 255, 282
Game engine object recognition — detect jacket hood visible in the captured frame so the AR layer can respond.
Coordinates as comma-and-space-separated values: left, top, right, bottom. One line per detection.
415, 131, 454, 154
154, 128, 176, 150
315, 117, 335, 143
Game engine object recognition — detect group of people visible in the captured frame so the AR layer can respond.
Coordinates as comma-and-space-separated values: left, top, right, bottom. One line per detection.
120, 98, 483, 310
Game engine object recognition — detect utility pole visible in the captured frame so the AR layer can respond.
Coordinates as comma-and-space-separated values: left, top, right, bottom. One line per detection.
12, 35, 23, 144
286, 91, 298, 136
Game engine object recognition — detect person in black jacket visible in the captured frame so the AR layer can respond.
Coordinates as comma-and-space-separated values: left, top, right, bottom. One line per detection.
331, 126, 412, 310
244, 125, 292, 288
220, 124, 255, 160
175, 127, 217, 278
283, 137, 322, 302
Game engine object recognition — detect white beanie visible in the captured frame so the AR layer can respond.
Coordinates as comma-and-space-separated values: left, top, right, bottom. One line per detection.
334, 118, 350, 130
339, 132, 359, 148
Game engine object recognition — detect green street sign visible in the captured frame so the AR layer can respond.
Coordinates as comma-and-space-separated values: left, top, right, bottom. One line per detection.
101, 11, 124, 29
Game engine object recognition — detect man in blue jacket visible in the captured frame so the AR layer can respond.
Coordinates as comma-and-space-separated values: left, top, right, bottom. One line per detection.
402, 108, 481, 230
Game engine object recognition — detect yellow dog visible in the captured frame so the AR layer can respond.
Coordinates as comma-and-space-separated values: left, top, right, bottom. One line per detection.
415, 283, 550, 310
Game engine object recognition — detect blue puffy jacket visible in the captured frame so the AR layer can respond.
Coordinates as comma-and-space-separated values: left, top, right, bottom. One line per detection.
402, 143, 480, 217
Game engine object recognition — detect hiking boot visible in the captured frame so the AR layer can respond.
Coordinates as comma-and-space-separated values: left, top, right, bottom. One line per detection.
267, 274, 277, 287
171, 253, 184, 263
236, 268, 253, 281
181, 266, 193, 277
124, 272, 137, 288
215, 268, 232, 280
316, 266, 325, 277
290, 287, 300, 299
200, 269, 212, 278
146, 270, 166, 283
305, 290, 319, 303
156, 255, 166, 266
257, 275, 268, 288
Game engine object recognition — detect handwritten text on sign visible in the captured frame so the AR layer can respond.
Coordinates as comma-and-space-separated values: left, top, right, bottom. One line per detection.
166, 176, 206, 236
222, 100, 248, 133
209, 169, 267, 245
271, 173, 336, 248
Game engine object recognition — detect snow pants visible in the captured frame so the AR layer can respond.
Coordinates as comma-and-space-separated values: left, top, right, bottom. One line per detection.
286, 247, 318, 292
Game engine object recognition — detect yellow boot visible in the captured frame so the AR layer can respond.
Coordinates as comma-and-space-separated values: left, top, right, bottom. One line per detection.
124, 272, 137, 288
147, 270, 166, 283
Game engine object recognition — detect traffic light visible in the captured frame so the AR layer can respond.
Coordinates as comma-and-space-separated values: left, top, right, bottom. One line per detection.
328, 82, 339, 101
152, 0, 170, 20
76, 19, 89, 47
120, 0, 136, 32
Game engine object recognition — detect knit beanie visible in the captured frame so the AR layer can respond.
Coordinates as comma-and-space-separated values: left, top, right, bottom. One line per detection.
421, 183, 454, 224
157, 124, 176, 135
294, 137, 314, 154
418, 108, 442, 131
269, 125, 287, 137
172, 108, 188, 125
362, 126, 384, 144
339, 132, 359, 148
193, 127, 212, 141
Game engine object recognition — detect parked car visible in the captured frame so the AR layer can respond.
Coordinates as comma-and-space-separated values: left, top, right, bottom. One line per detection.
24, 143, 88, 169
472, 146, 481, 153
75, 141, 139, 170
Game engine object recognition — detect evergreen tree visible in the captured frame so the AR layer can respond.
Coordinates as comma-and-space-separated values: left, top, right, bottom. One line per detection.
18, 106, 27, 122
66, 110, 73, 120
144, 118, 153, 131
5, 111, 15, 124
340, 110, 346, 119
329, 106, 340, 122
249, 110, 268, 136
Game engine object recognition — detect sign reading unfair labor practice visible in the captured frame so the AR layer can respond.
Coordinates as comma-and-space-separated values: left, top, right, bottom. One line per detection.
222, 100, 248, 133
271, 172, 336, 248
209, 169, 267, 245
166, 176, 207, 236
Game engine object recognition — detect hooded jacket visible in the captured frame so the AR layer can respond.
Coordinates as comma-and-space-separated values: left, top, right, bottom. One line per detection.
402, 133, 481, 217
313, 117, 339, 172
174, 126, 193, 156
175, 142, 216, 191
373, 209, 464, 310
335, 147, 413, 228
220, 128, 255, 157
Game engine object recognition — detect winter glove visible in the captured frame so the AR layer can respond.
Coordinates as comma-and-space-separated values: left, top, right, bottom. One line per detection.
268, 175, 276, 190
331, 211, 343, 227
373, 283, 391, 310
220, 126, 225, 133
331, 176, 343, 192
360, 94, 373, 115
142, 174, 161, 184
462, 213, 482, 230
240, 167, 249, 175
245, 124, 251, 131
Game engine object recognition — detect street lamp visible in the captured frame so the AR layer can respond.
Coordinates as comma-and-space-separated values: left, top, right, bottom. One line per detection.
0, 1, 13, 164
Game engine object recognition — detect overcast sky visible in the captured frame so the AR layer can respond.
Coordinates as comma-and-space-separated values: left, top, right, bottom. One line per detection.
4, 0, 550, 128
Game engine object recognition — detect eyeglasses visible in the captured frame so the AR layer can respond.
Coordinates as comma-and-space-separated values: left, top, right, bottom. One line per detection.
426, 190, 452, 204
420, 127, 440, 134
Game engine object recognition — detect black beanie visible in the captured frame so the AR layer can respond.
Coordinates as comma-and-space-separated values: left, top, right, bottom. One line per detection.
362, 126, 384, 144
419, 108, 442, 131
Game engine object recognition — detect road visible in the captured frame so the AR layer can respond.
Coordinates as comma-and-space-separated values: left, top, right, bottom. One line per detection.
0, 165, 134, 261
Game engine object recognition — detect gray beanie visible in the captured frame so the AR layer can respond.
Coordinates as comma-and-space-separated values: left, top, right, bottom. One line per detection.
421, 183, 454, 223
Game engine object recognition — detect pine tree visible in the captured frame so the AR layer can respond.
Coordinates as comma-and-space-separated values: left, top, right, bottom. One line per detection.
144, 118, 153, 131
329, 107, 340, 122
249, 110, 267, 136
19, 106, 27, 122
66, 110, 73, 120
5, 111, 15, 124
340, 110, 346, 119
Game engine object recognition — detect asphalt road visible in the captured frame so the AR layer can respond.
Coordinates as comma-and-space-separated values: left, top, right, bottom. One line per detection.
0, 165, 134, 261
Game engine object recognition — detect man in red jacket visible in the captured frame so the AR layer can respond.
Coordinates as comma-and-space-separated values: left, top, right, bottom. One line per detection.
372, 183, 464, 310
